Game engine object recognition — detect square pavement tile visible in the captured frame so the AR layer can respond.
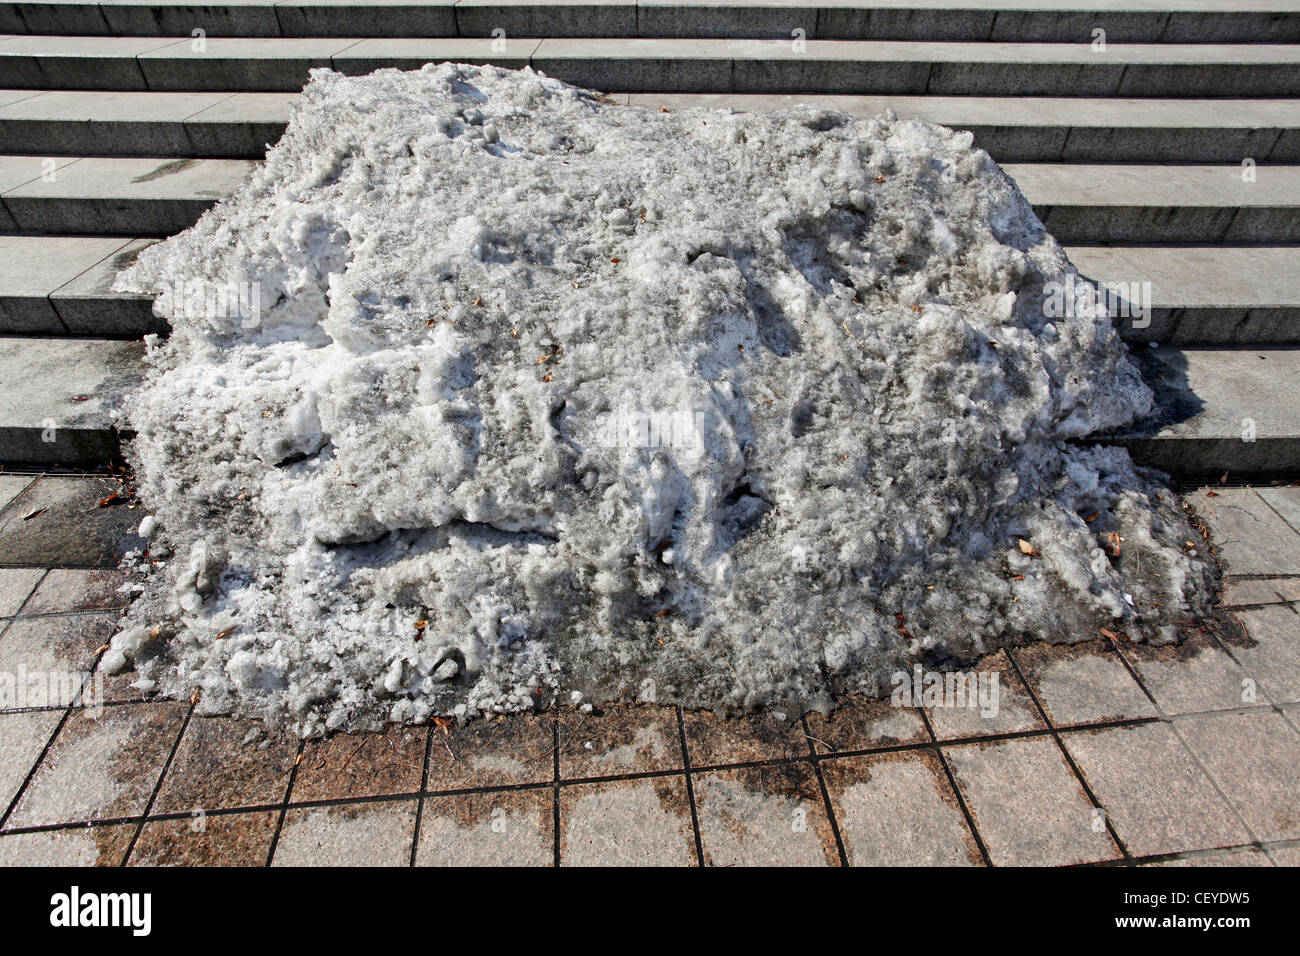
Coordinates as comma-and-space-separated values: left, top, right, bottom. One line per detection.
1270, 578, 1300, 602
559, 776, 696, 866
1177, 710, 1300, 843
272, 801, 418, 867
0, 474, 35, 513
682, 707, 808, 766
152, 716, 297, 814
0, 710, 61, 811
0, 568, 42, 616
1230, 605, 1300, 704
692, 762, 839, 867
415, 788, 553, 867
129, 810, 278, 866
803, 695, 928, 755
1143, 847, 1272, 866
820, 750, 983, 866
1220, 578, 1291, 607
945, 736, 1121, 866
557, 703, 682, 779
1012, 640, 1157, 726
923, 649, 1046, 740
1189, 487, 1300, 576
423, 713, 553, 792
0, 477, 144, 568
1266, 844, 1300, 866
5, 703, 187, 829
1119, 630, 1257, 714
1063, 721, 1249, 857
291, 725, 426, 803
21, 568, 127, 615
0, 823, 135, 866
1255, 486, 1300, 536
0, 612, 116, 698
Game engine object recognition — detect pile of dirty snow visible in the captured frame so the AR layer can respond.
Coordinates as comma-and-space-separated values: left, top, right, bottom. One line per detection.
109, 63, 1216, 736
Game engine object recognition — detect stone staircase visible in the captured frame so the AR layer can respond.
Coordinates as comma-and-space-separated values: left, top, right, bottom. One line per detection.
1, 0, 1298, 474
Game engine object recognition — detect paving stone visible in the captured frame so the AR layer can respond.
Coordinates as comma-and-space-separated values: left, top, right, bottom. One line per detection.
802, 695, 929, 755
1266, 844, 1300, 866
0, 477, 143, 568
1012, 640, 1157, 726
945, 735, 1120, 866
272, 801, 418, 866
0, 709, 61, 812
1178, 710, 1300, 842
290, 725, 426, 803
152, 715, 296, 814
422, 712, 552, 792
922, 649, 1046, 740
682, 707, 807, 766
1063, 721, 1249, 857
0, 474, 34, 513
820, 750, 982, 866
557, 703, 682, 779
1257, 485, 1300, 535
1221, 577, 1292, 607
129, 810, 279, 866
1272, 578, 1300, 602
1144, 847, 1272, 867
0, 612, 117, 708
20, 568, 127, 615
1230, 605, 1300, 704
692, 762, 838, 867
1190, 487, 1300, 576
0, 823, 135, 865
415, 788, 552, 867
5, 702, 187, 828
0, 568, 42, 616
1119, 631, 1258, 714
559, 776, 695, 866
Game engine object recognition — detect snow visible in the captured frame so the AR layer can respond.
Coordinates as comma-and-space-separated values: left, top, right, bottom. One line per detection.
110, 63, 1216, 736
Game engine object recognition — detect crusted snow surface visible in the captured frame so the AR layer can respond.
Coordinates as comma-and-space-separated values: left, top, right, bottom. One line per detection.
111, 63, 1216, 736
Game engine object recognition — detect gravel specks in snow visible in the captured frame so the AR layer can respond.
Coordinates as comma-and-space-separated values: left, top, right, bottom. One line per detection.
111, 63, 1216, 736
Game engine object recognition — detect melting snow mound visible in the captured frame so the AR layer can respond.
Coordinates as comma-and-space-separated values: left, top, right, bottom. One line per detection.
112, 63, 1216, 736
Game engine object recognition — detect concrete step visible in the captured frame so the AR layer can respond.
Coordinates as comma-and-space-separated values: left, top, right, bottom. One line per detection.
1, 1, 1297, 43
1, 36, 1298, 95
1, 235, 1296, 345
0, 335, 142, 464
0, 154, 257, 235
1114, 346, 1300, 474
0, 89, 295, 158
1002, 163, 1300, 243
3, 89, 1298, 163
0, 235, 160, 334
1069, 246, 1300, 344
4, 154, 1296, 242
0, 336, 1293, 473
